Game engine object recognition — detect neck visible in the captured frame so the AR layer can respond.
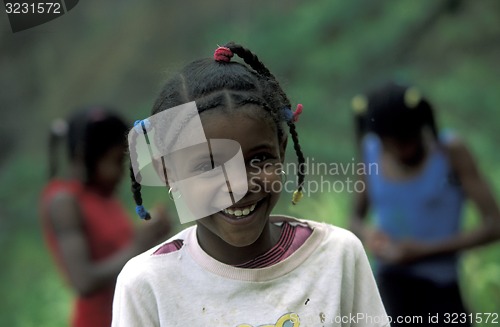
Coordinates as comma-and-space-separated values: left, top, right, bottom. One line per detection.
196, 222, 281, 265
401, 144, 427, 167
86, 182, 114, 197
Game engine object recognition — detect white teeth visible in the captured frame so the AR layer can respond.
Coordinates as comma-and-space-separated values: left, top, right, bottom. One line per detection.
223, 202, 258, 218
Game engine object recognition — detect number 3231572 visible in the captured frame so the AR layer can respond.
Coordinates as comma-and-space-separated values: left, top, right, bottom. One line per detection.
5, 2, 62, 14
443, 313, 498, 324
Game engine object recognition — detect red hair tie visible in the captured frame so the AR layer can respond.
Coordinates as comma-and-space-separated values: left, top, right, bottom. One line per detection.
292, 104, 303, 122
214, 46, 233, 62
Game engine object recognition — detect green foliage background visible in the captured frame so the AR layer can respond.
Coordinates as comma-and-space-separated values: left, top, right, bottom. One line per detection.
1, 0, 499, 325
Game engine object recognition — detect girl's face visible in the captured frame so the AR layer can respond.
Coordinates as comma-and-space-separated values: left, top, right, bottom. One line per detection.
188, 105, 286, 250
91, 144, 126, 194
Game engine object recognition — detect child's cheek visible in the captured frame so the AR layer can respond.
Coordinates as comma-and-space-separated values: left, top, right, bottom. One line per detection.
249, 163, 283, 194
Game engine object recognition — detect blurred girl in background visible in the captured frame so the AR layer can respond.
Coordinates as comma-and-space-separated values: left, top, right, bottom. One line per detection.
40, 106, 171, 327
350, 82, 500, 326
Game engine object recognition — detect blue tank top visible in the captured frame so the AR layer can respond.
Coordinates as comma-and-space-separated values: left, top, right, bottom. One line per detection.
363, 132, 465, 284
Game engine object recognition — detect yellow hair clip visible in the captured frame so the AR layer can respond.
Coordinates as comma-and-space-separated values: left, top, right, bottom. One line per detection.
351, 95, 368, 115
404, 87, 421, 109
291, 189, 304, 205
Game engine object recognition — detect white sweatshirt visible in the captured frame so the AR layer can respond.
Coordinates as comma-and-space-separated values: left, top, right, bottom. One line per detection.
112, 217, 390, 327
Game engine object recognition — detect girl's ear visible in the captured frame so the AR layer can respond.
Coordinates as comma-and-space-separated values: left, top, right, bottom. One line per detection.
279, 136, 288, 164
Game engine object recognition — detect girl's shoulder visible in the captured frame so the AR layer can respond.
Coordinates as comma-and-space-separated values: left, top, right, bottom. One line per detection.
438, 129, 462, 147
42, 179, 81, 201
40, 179, 84, 225
360, 132, 381, 148
436, 130, 469, 165
117, 226, 195, 282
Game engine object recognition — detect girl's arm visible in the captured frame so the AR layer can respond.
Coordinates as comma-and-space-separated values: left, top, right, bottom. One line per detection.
429, 138, 500, 251
350, 177, 370, 241
378, 138, 500, 264
350, 178, 393, 255
48, 192, 170, 296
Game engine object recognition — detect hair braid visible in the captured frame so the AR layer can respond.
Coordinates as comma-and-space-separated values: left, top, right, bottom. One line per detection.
287, 122, 305, 192
48, 118, 69, 179
48, 127, 62, 178
129, 131, 151, 220
420, 100, 438, 140
226, 42, 305, 203
225, 42, 291, 109
225, 42, 273, 79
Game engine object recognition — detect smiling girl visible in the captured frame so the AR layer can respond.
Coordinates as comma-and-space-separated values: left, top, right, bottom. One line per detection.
112, 43, 389, 327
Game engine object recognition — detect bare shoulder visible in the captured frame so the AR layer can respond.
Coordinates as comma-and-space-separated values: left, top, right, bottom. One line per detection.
49, 189, 76, 206
440, 134, 480, 172
47, 190, 83, 231
442, 134, 468, 154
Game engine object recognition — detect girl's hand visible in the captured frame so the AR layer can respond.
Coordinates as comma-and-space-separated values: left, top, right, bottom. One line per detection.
149, 204, 173, 237
363, 229, 429, 264
364, 228, 391, 254
373, 239, 429, 264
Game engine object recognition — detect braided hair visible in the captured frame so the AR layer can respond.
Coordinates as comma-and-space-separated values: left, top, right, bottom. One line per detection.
49, 106, 129, 182
129, 42, 306, 218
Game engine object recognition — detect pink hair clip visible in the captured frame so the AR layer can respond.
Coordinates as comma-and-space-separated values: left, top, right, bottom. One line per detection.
292, 104, 303, 123
214, 46, 233, 62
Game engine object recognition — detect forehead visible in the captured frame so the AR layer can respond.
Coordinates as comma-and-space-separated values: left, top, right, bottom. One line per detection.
150, 104, 280, 160
199, 105, 277, 144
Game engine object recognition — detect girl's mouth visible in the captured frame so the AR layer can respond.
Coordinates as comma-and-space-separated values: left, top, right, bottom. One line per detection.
219, 199, 263, 220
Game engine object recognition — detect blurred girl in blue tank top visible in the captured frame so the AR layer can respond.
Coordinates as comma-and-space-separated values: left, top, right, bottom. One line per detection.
350, 81, 500, 327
